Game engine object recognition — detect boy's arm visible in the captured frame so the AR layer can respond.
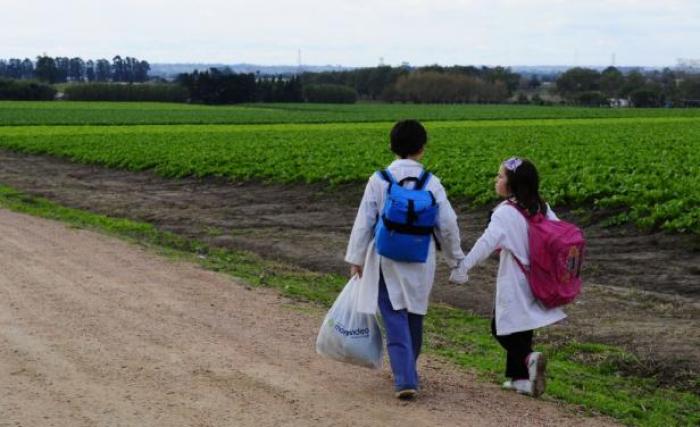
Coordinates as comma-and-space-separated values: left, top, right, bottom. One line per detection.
433, 184, 465, 269
344, 176, 380, 269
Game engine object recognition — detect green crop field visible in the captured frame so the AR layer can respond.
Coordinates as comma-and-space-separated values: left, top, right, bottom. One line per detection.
0, 103, 698, 233
3, 100, 700, 126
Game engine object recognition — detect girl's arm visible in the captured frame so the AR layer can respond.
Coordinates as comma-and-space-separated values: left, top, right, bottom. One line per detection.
344, 176, 380, 268
461, 210, 507, 272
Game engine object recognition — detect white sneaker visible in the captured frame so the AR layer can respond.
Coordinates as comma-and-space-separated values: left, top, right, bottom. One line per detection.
526, 352, 547, 397
511, 379, 533, 395
502, 379, 515, 390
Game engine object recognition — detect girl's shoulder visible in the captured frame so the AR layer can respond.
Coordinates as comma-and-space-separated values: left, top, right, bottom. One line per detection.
493, 200, 558, 221
490, 201, 525, 226
493, 200, 520, 215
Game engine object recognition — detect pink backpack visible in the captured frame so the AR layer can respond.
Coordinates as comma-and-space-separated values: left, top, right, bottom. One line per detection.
507, 201, 585, 308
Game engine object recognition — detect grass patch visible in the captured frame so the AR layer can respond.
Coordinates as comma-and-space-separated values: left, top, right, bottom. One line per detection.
0, 184, 697, 426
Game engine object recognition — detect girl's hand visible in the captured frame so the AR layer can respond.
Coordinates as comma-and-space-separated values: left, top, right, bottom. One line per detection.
449, 259, 469, 284
350, 264, 363, 278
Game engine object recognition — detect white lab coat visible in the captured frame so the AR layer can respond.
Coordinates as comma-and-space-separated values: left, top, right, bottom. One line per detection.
462, 201, 567, 335
345, 159, 464, 315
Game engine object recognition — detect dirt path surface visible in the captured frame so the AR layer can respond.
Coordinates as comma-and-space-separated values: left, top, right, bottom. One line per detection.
0, 209, 617, 426
0, 151, 698, 390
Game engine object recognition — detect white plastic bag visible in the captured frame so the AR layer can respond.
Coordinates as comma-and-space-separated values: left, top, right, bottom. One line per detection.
316, 275, 383, 369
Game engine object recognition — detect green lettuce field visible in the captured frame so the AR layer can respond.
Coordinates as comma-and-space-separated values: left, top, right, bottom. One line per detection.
0, 102, 698, 233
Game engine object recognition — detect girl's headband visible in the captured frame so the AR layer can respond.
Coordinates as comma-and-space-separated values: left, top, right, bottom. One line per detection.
503, 157, 523, 172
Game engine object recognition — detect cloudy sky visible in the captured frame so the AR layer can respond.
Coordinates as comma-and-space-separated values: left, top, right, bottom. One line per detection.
3, 0, 699, 67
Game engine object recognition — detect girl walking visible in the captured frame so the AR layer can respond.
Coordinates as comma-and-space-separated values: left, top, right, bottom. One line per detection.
451, 157, 566, 397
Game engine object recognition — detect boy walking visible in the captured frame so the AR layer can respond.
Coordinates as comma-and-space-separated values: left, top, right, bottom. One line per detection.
345, 120, 465, 399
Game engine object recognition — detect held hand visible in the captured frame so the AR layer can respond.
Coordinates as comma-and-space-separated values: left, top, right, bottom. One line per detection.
350, 264, 363, 278
449, 260, 469, 284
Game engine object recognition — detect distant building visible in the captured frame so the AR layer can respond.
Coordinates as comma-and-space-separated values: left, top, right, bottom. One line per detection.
609, 98, 630, 108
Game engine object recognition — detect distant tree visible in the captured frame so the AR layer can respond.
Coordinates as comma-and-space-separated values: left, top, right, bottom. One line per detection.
0, 60, 6, 78
112, 55, 125, 82
630, 87, 663, 107
283, 75, 303, 101
577, 91, 608, 107
85, 60, 95, 82
599, 66, 624, 98
620, 71, 645, 97
481, 66, 520, 96
7, 58, 23, 79
68, 57, 85, 81
135, 60, 150, 82
0, 78, 56, 100
177, 68, 257, 104
386, 71, 508, 103
367, 66, 401, 100
678, 75, 700, 103
95, 59, 111, 81
54, 57, 70, 83
20, 58, 34, 79
556, 67, 600, 98
655, 68, 680, 104
35, 55, 58, 83
451, 65, 481, 77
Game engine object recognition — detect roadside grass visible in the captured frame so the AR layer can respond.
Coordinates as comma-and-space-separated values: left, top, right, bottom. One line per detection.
1, 185, 697, 427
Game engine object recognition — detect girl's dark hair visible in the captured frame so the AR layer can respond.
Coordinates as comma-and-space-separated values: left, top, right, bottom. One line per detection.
390, 119, 427, 158
505, 158, 546, 215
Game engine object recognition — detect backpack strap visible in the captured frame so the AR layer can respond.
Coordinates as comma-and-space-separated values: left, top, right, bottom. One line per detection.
504, 200, 530, 274
511, 251, 530, 275
398, 176, 419, 187
377, 169, 396, 193
415, 170, 432, 190
395, 170, 436, 206
378, 169, 396, 184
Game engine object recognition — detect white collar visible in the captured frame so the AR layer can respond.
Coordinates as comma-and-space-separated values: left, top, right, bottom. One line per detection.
389, 158, 423, 168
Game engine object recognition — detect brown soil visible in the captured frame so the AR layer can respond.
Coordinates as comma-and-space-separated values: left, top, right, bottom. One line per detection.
0, 150, 698, 392
0, 209, 618, 426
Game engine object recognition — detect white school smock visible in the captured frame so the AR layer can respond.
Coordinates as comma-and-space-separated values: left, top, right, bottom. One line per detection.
462, 201, 567, 335
345, 159, 465, 315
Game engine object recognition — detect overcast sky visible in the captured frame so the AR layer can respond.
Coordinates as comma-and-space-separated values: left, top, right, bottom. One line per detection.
3, 0, 699, 67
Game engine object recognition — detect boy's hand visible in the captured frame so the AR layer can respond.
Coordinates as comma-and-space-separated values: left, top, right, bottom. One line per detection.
350, 264, 363, 278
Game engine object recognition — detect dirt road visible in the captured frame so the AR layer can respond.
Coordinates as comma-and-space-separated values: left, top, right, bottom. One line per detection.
0, 209, 616, 426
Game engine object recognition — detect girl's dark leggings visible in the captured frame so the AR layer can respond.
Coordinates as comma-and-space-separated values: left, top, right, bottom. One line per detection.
491, 317, 533, 379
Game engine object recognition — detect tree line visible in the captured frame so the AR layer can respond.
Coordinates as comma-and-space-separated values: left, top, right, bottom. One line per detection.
0, 55, 150, 83
3, 54, 700, 106
171, 65, 520, 104
555, 66, 700, 107
301, 65, 520, 103
176, 68, 304, 104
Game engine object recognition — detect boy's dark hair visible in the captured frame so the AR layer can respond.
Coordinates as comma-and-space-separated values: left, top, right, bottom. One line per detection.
390, 119, 427, 158
505, 158, 547, 216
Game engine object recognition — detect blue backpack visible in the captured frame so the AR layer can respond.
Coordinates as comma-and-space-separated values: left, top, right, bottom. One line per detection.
374, 169, 439, 263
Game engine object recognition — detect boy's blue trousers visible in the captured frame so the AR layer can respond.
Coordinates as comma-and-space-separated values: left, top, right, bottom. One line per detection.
378, 271, 424, 391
